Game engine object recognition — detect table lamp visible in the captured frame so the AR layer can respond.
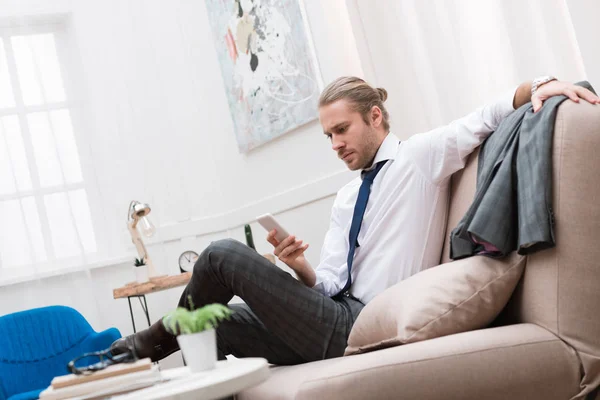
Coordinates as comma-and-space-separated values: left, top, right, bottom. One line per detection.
127, 200, 160, 280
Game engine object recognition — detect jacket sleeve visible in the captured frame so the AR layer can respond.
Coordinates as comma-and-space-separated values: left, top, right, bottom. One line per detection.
406, 87, 517, 185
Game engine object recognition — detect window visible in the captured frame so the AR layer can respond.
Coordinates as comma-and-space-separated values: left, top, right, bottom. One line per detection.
0, 23, 97, 279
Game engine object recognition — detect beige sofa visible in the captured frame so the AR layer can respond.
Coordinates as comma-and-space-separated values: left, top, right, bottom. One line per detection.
239, 101, 600, 400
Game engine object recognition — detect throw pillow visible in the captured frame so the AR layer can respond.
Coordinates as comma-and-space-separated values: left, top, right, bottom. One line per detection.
345, 252, 525, 355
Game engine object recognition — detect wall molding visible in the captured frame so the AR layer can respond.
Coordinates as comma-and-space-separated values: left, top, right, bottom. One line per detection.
0, 168, 356, 288
147, 168, 357, 245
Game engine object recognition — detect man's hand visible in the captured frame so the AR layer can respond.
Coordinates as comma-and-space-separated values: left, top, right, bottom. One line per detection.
267, 231, 309, 269
532, 80, 600, 112
266, 230, 316, 287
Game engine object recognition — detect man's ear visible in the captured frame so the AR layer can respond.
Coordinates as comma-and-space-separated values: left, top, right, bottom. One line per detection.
371, 106, 383, 128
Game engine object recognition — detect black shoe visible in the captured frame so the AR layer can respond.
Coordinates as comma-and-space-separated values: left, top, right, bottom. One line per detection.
110, 319, 179, 362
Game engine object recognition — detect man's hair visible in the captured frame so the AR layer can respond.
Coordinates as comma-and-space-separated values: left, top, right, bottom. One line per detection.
319, 76, 390, 131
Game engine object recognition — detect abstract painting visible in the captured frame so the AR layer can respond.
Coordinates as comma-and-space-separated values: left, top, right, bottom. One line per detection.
205, 0, 321, 152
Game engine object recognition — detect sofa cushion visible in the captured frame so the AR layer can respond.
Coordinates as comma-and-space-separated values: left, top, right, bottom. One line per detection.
238, 324, 579, 400
345, 251, 525, 355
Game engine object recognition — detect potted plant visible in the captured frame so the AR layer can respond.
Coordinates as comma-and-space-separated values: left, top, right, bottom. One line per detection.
163, 298, 233, 372
133, 257, 148, 283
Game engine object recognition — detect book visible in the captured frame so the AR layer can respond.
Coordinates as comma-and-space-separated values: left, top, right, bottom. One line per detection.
40, 363, 161, 400
51, 358, 152, 389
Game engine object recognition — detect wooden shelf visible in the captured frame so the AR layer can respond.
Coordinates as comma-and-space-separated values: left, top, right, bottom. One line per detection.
112, 254, 276, 299
113, 273, 192, 299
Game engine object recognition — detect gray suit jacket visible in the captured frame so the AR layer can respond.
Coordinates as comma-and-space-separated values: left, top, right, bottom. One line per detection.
449, 81, 596, 260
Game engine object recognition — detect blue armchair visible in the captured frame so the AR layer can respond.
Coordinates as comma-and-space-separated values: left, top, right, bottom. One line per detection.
0, 306, 121, 400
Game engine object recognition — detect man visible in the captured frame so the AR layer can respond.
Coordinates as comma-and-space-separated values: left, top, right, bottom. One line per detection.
111, 76, 599, 365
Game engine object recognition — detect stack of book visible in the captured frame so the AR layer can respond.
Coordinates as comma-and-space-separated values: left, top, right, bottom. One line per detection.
39, 358, 161, 400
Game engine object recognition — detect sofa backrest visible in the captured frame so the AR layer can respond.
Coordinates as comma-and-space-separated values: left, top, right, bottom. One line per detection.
441, 101, 600, 397
439, 145, 479, 265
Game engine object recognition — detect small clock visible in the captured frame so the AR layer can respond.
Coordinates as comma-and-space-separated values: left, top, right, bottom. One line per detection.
178, 250, 199, 273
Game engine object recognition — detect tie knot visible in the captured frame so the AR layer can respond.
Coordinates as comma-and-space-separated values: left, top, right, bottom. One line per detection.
362, 160, 388, 182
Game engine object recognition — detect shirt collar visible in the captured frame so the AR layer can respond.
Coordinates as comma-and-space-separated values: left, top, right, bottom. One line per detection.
362, 132, 400, 174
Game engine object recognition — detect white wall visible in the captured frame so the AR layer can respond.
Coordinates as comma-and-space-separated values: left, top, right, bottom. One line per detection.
71, 0, 360, 230
67, 0, 365, 255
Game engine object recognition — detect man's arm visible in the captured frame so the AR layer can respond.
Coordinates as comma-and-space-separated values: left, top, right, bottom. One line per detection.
267, 231, 316, 287
513, 81, 533, 109
404, 87, 516, 185
513, 79, 600, 110
406, 79, 600, 185
311, 204, 347, 296
266, 196, 348, 293
527, 79, 600, 111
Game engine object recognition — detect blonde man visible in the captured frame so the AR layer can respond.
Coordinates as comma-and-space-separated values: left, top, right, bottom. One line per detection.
111, 77, 599, 365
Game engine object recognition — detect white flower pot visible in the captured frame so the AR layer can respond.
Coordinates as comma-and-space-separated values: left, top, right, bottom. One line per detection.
134, 265, 148, 283
177, 329, 217, 373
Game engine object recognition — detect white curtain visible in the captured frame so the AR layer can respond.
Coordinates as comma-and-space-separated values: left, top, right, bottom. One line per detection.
348, 0, 587, 140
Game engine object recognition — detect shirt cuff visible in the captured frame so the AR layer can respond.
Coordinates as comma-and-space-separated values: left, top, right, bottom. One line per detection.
312, 269, 339, 297
312, 273, 328, 293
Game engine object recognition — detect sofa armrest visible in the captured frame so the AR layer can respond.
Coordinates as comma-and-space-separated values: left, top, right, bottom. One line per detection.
298, 323, 580, 400
80, 327, 121, 353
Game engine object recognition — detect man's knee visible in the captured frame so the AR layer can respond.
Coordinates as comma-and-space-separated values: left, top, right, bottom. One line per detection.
208, 238, 241, 254
193, 238, 247, 275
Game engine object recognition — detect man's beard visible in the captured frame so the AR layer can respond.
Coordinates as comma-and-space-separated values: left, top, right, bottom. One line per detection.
353, 127, 379, 170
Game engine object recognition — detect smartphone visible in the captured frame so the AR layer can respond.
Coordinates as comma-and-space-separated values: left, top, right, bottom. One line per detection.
256, 213, 290, 242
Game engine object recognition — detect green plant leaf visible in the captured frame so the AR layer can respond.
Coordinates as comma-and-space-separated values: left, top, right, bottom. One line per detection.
162, 303, 233, 335
134, 257, 146, 267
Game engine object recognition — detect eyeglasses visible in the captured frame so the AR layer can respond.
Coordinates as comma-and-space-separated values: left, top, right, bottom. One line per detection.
67, 348, 137, 375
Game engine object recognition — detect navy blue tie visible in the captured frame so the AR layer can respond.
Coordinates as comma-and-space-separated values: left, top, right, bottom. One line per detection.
335, 160, 388, 297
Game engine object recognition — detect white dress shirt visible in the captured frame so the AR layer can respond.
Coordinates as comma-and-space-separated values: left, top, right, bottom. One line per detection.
313, 88, 517, 304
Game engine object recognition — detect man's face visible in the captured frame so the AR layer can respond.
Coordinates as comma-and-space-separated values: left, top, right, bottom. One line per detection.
319, 99, 381, 171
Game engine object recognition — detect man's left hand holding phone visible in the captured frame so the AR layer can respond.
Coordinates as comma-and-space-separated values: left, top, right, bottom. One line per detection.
260, 215, 316, 288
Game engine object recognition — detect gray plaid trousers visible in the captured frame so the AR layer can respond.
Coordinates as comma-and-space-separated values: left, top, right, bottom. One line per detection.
178, 238, 364, 365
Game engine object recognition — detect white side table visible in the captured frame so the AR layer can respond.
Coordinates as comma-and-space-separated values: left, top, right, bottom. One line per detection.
113, 358, 269, 400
